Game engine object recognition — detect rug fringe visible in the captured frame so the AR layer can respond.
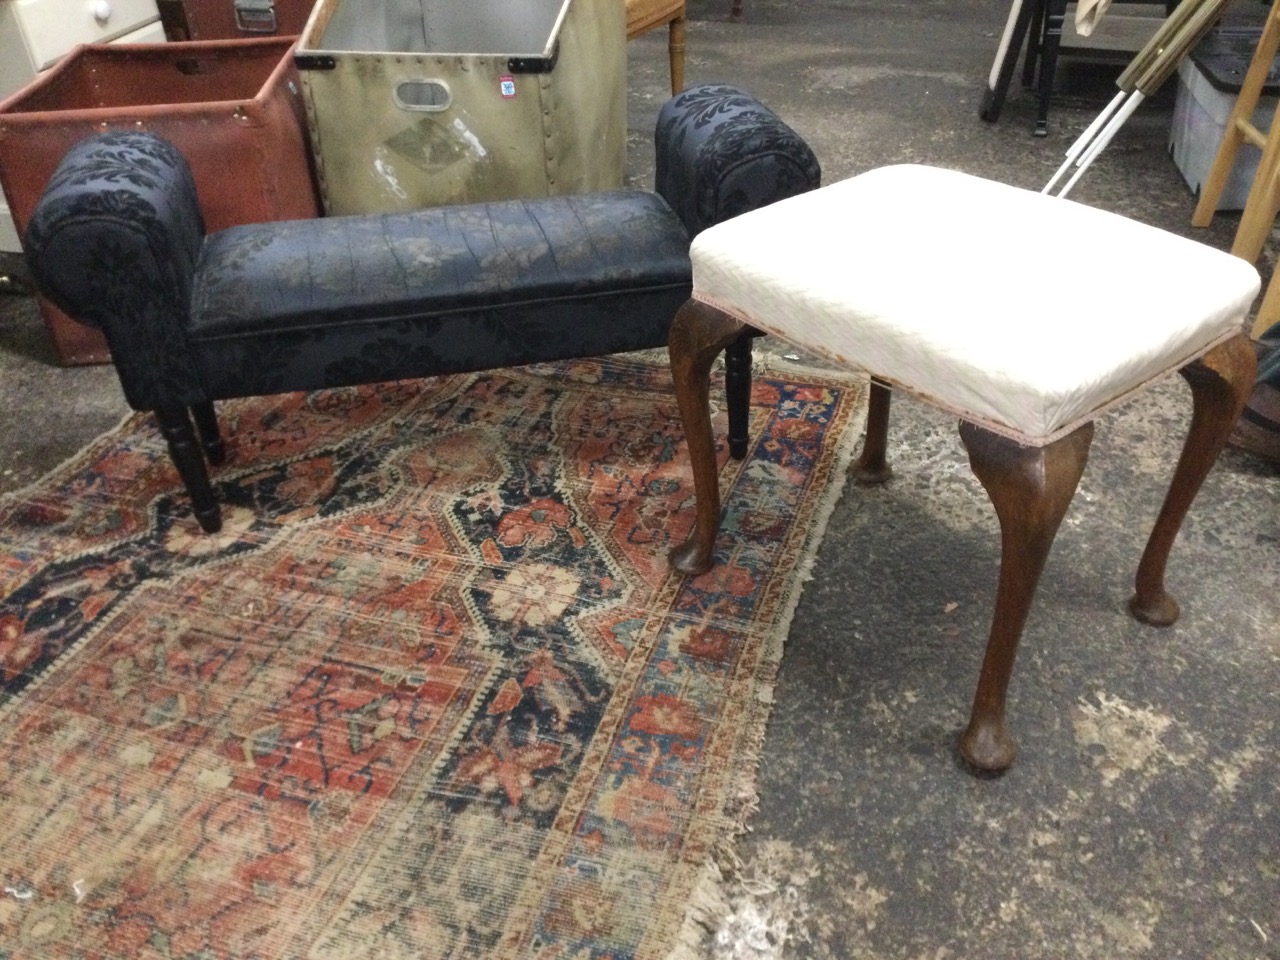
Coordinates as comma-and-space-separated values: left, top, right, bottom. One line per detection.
663, 368, 869, 959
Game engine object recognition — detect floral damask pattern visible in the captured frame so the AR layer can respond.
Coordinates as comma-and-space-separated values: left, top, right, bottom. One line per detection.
656, 83, 823, 236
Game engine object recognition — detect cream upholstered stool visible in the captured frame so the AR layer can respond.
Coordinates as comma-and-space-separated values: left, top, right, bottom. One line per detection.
667, 164, 1260, 773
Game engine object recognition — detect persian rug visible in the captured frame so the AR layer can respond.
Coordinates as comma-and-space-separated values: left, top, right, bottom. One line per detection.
0, 354, 865, 959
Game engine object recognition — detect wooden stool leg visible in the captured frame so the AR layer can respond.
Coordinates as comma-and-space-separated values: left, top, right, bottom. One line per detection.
850, 377, 893, 483
155, 406, 222, 534
668, 14, 686, 95
1130, 334, 1258, 625
958, 421, 1093, 771
669, 299, 748, 576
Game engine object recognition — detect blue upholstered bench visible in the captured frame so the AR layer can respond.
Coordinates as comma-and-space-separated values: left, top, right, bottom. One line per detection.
24, 84, 820, 533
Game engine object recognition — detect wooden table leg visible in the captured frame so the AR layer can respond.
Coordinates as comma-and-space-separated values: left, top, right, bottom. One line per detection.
850, 377, 893, 483
1130, 334, 1258, 625
669, 299, 748, 576
958, 421, 1093, 771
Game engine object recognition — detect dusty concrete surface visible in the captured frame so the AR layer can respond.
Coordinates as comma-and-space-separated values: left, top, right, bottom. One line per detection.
2, 1, 1278, 957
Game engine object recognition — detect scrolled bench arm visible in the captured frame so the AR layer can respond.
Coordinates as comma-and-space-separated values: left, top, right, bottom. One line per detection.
654, 83, 822, 236
24, 132, 207, 409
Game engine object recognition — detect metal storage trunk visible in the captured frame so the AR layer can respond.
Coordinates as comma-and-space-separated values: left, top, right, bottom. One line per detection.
0, 37, 320, 364
294, 0, 625, 215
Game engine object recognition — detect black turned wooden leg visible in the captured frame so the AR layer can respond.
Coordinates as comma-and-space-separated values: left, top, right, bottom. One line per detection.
154, 406, 222, 534
958, 421, 1093, 772
850, 377, 893, 484
725, 335, 753, 461
1130, 334, 1257, 626
669, 299, 748, 576
190, 401, 227, 466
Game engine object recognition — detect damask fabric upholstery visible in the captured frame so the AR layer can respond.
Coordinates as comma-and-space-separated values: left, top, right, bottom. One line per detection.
27, 83, 813, 417
25, 133, 691, 410
655, 83, 821, 237
189, 192, 691, 397
691, 164, 1261, 443
24, 132, 208, 411
23, 85, 823, 529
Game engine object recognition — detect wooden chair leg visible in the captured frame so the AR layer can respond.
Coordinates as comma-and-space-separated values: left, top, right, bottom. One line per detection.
1033, 0, 1067, 136
980, 0, 1038, 123
1252, 268, 1280, 340
190, 401, 227, 466
850, 377, 893, 483
1130, 334, 1258, 625
1021, 0, 1045, 90
668, 14, 686, 95
725, 335, 752, 460
730, 0, 742, 20
155, 406, 222, 533
669, 299, 748, 576
958, 421, 1093, 771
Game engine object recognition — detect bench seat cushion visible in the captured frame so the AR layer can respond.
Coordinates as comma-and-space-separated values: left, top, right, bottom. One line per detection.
690, 165, 1261, 443
190, 190, 691, 397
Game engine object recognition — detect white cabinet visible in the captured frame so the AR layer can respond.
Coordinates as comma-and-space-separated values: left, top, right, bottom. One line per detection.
0, 0, 165, 251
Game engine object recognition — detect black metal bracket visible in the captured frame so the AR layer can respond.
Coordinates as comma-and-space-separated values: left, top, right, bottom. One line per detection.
294, 54, 336, 71
507, 41, 559, 74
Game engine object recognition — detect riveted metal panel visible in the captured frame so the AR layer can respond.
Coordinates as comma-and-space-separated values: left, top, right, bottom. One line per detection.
295, 0, 624, 214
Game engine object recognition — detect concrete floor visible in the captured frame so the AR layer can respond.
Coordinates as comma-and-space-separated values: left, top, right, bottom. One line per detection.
2, 1, 1279, 957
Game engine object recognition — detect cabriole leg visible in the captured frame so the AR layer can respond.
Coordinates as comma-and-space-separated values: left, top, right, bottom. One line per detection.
958, 421, 1093, 771
1130, 334, 1257, 625
669, 299, 748, 576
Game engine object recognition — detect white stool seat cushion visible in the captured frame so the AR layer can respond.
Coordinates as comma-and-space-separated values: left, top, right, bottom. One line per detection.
690, 164, 1261, 443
